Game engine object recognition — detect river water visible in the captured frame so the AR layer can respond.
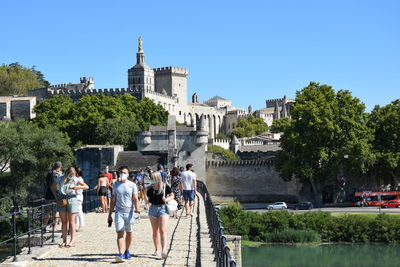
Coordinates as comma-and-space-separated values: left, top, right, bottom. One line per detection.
242, 244, 400, 267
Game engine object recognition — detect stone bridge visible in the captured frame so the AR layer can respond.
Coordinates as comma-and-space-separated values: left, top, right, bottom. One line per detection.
2, 193, 215, 267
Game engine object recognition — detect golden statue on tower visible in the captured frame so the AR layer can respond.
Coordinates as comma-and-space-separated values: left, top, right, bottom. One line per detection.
138, 36, 143, 52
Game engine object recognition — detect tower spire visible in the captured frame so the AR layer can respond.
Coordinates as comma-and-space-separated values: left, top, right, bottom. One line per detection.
136, 36, 145, 65
138, 36, 143, 52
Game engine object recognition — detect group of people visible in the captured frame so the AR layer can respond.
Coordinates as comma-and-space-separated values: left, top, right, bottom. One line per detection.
44, 162, 89, 248
44, 161, 198, 263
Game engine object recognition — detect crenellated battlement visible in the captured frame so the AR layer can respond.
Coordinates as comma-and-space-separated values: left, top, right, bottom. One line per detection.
266, 98, 284, 103
208, 139, 230, 149
240, 140, 264, 146
45, 87, 142, 99
206, 159, 274, 168
153, 66, 188, 75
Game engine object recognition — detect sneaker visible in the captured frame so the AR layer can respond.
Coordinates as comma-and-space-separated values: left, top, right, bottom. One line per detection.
115, 253, 126, 263
124, 250, 132, 260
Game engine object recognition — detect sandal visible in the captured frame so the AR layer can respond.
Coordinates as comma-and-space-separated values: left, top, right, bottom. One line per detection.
66, 242, 75, 248
58, 242, 66, 248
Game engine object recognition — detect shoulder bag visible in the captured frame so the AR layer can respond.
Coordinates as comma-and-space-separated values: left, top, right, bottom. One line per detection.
163, 184, 178, 215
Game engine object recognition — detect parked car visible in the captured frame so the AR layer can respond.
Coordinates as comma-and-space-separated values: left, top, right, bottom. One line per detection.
267, 202, 287, 210
380, 200, 400, 208
293, 202, 313, 210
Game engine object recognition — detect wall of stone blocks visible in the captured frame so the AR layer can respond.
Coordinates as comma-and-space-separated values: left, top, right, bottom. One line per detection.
75, 145, 123, 187
205, 160, 301, 202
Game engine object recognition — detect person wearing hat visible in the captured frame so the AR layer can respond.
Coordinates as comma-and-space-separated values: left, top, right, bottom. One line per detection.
43, 162, 63, 230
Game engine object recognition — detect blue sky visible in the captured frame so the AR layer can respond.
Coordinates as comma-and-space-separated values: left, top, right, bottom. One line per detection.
1, 0, 399, 111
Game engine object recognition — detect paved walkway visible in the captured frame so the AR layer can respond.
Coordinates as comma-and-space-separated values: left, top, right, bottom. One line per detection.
4, 193, 215, 267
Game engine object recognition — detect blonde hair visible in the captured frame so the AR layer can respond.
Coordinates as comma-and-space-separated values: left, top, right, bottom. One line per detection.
151, 172, 164, 195
64, 167, 76, 181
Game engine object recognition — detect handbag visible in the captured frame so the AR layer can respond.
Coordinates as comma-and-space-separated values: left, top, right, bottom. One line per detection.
164, 184, 178, 215
57, 198, 68, 208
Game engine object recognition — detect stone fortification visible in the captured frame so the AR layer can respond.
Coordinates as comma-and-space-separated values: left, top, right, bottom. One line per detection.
205, 159, 301, 202
29, 87, 142, 102
75, 145, 123, 186
27, 37, 296, 140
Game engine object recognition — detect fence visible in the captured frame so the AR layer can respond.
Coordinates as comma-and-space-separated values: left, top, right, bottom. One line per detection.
197, 181, 236, 267
0, 189, 100, 262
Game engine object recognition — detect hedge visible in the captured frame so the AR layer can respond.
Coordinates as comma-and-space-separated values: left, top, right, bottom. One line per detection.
219, 202, 400, 243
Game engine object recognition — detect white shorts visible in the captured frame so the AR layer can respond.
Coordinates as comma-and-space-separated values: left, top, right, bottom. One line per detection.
115, 211, 135, 232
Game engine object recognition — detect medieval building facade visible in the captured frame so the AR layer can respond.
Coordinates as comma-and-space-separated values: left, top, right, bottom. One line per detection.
27, 37, 293, 137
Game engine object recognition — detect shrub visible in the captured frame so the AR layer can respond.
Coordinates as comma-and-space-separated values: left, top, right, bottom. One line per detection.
266, 229, 321, 243
207, 145, 240, 161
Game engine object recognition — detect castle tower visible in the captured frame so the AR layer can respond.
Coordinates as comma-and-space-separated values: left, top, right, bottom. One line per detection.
128, 37, 155, 92
229, 135, 240, 154
153, 67, 188, 103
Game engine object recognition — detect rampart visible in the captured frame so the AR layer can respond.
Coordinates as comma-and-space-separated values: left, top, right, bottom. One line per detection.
205, 159, 301, 202
29, 87, 142, 101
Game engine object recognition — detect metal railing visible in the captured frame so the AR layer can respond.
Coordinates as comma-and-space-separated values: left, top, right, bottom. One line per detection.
0, 189, 100, 262
197, 181, 236, 267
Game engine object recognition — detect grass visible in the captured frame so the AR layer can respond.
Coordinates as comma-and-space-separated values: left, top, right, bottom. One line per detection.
241, 240, 266, 247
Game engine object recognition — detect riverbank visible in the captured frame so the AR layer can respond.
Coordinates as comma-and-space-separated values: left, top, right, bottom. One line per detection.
220, 202, 400, 244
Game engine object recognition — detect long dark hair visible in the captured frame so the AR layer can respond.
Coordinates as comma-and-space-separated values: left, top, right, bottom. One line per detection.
171, 167, 180, 177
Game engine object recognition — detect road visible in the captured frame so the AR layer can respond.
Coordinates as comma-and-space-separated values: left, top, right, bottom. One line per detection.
246, 206, 400, 214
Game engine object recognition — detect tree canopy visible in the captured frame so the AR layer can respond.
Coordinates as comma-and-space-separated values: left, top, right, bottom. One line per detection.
34, 94, 168, 149
0, 62, 49, 96
369, 99, 400, 184
271, 82, 375, 202
0, 120, 74, 212
227, 115, 268, 138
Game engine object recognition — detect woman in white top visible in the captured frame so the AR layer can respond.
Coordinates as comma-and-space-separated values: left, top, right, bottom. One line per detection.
75, 168, 85, 232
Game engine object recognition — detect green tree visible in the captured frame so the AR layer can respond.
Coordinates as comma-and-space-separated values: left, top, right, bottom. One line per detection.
96, 118, 141, 150
227, 115, 268, 138
0, 62, 50, 96
0, 120, 74, 212
272, 82, 374, 203
34, 94, 168, 147
369, 99, 400, 185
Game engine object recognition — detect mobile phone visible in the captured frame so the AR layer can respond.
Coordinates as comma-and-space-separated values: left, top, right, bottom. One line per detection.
108, 218, 112, 227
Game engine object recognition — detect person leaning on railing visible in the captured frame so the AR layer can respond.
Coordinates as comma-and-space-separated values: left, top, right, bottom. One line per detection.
54, 167, 89, 248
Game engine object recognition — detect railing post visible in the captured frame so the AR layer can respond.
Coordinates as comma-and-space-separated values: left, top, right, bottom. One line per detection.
40, 205, 44, 247
12, 212, 17, 262
27, 209, 31, 254
51, 202, 55, 243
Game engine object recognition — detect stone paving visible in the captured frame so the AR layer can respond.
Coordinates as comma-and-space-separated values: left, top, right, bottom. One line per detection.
3, 193, 215, 267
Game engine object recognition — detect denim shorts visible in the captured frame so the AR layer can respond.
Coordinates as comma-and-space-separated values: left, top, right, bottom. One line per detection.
148, 205, 169, 218
183, 190, 195, 201
56, 197, 79, 213
115, 211, 135, 232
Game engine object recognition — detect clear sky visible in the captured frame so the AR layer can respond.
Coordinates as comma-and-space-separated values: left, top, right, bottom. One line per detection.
1, 0, 399, 111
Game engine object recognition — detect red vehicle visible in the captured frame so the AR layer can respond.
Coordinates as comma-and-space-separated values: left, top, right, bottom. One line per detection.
381, 200, 400, 208
354, 191, 400, 206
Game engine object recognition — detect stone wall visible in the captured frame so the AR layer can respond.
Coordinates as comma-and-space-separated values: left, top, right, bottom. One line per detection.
0, 96, 36, 120
205, 160, 301, 202
75, 145, 123, 187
